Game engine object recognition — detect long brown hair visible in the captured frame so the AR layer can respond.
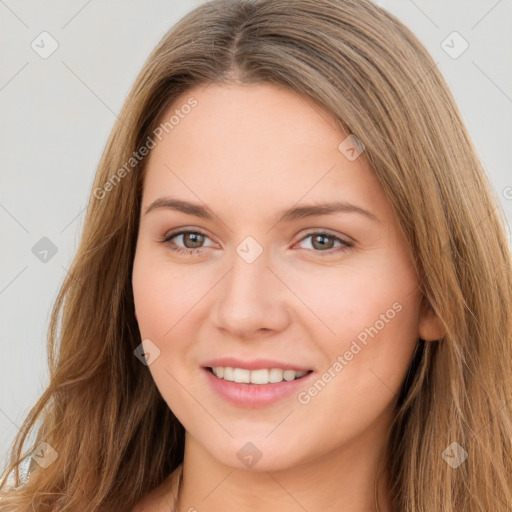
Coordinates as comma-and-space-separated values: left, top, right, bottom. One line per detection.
2, 0, 511, 510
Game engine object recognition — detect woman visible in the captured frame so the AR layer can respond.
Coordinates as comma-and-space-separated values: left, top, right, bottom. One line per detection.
1, 0, 511, 510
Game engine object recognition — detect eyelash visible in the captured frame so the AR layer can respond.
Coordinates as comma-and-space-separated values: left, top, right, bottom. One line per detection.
158, 229, 354, 256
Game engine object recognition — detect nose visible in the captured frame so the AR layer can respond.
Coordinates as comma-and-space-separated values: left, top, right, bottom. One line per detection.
209, 246, 292, 340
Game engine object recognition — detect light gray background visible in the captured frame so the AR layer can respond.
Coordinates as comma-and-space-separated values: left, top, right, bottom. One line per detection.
1, 0, 511, 465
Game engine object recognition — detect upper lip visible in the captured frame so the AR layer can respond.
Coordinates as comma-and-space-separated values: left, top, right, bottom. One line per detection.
202, 357, 313, 372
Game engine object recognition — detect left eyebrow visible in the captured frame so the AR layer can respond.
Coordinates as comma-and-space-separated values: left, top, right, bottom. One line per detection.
276, 201, 380, 224
144, 197, 380, 224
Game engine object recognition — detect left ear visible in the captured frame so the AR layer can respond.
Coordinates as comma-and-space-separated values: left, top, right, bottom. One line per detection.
418, 296, 445, 341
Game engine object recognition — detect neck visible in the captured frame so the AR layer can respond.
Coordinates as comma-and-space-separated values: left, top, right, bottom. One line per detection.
175, 426, 392, 512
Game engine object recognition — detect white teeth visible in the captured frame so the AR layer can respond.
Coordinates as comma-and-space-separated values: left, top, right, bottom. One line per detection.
269, 368, 283, 383
283, 370, 297, 382
233, 368, 250, 383
250, 369, 269, 384
211, 367, 308, 384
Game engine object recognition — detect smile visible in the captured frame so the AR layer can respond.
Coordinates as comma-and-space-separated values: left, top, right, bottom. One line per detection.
208, 366, 312, 384
203, 366, 315, 408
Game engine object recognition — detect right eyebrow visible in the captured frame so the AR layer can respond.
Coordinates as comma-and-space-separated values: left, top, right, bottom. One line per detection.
144, 197, 214, 219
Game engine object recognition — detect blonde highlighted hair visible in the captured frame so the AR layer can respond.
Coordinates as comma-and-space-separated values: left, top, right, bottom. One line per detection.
1, 0, 511, 510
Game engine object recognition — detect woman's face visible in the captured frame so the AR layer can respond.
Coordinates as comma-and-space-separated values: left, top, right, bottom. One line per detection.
132, 82, 443, 471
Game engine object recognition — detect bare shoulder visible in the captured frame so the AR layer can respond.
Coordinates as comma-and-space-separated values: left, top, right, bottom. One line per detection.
130, 483, 167, 512
130, 464, 182, 512
130, 479, 172, 512
130, 491, 156, 512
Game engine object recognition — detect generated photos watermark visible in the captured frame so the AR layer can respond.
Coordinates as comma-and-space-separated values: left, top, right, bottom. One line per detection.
297, 301, 403, 405
93, 97, 198, 200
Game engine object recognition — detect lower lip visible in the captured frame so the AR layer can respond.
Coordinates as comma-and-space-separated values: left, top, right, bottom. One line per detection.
203, 367, 314, 408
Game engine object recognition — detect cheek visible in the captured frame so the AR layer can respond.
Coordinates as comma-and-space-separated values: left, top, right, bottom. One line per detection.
132, 250, 204, 416
132, 247, 208, 336
293, 296, 420, 448
282, 254, 419, 341
289, 249, 420, 402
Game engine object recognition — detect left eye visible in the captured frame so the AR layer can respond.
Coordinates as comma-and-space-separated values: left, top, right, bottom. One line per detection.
296, 232, 353, 253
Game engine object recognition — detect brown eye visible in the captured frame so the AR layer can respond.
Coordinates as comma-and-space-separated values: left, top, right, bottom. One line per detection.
311, 233, 336, 250
159, 230, 216, 256
296, 231, 354, 255
182, 232, 205, 249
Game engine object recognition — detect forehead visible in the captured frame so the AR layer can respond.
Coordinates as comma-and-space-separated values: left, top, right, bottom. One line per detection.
142, 83, 386, 221
151, 82, 343, 165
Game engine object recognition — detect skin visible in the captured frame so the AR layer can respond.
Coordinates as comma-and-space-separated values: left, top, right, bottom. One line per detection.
131, 82, 445, 512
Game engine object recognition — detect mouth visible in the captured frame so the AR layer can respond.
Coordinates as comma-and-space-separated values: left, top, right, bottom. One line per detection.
205, 366, 314, 385
202, 364, 316, 408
